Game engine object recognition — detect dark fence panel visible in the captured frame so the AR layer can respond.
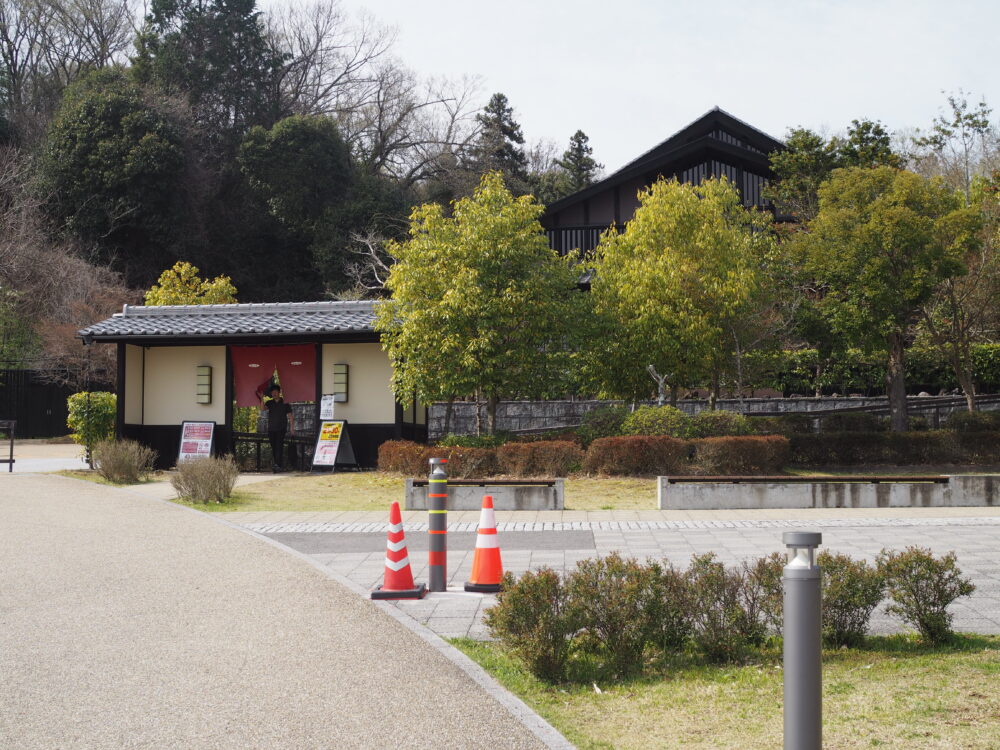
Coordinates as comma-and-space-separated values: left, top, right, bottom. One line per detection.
0, 370, 73, 438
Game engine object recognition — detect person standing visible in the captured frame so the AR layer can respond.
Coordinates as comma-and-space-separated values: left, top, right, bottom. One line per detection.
263, 384, 294, 472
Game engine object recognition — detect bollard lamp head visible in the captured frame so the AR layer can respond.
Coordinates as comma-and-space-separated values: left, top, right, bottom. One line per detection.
783, 531, 822, 569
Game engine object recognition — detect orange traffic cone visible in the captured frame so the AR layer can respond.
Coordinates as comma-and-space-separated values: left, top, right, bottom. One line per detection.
372, 501, 427, 600
464, 495, 504, 593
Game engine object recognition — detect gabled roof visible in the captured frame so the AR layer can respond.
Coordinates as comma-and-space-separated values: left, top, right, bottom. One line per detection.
79, 301, 377, 344
544, 107, 784, 215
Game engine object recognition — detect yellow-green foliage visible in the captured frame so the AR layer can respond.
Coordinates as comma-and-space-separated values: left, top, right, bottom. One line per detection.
144, 261, 237, 305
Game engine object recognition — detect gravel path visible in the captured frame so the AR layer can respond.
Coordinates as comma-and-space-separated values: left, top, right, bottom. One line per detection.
0, 474, 555, 749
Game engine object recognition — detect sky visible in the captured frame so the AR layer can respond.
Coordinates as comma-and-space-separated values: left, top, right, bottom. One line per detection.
335, 0, 1000, 173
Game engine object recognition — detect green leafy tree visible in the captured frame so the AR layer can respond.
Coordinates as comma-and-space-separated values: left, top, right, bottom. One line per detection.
588, 177, 777, 406
796, 167, 979, 430
67, 391, 116, 467
144, 261, 237, 305
466, 93, 529, 192
839, 119, 902, 169
376, 172, 585, 433
556, 129, 602, 193
37, 68, 186, 284
133, 0, 287, 150
238, 115, 353, 232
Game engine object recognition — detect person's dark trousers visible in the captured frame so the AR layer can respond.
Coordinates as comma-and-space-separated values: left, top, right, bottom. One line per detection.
268, 430, 286, 471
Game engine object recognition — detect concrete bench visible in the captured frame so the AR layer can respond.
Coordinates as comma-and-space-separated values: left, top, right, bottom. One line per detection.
404, 478, 564, 511
658, 475, 998, 510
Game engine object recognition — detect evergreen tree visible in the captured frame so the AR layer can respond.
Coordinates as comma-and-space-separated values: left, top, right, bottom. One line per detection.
556, 130, 602, 192
467, 93, 529, 191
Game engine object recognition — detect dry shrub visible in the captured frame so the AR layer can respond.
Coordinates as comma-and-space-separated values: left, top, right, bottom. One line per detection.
171, 456, 239, 503
377, 440, 430, 474
691, 435, 790, 475
496, 441, 583, 477
583, 435, 689, 476
93, 439, 157, 484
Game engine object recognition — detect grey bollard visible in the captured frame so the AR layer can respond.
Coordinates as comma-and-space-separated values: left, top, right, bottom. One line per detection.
427, 458, 448, 592
783, 531, 822, 750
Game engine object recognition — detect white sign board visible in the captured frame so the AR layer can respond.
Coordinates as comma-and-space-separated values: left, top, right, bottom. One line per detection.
177, 421, 215, 463
319, 394, 336, 420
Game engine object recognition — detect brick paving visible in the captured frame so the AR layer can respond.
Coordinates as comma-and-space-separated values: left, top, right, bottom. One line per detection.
240, 509, 1000, 640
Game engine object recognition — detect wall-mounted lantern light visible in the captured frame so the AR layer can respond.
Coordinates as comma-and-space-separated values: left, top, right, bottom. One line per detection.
196, 365, 213, 404
332, 363, 349, 402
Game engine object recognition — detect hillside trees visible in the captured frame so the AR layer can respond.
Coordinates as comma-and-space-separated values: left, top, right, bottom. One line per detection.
376, 172, 586, 433
796, 167, 980, 430
36, 68, 188, 285
588, 177, 780, 407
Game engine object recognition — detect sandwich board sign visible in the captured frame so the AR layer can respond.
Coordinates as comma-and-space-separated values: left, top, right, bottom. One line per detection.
312, 420, 356, 469
177, 421, 215, 463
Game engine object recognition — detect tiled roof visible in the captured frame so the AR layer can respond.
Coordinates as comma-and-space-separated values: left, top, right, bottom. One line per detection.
79, 301, 377, 342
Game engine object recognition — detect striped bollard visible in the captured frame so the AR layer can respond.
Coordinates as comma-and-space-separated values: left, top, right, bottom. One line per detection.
427, 457, 449, 592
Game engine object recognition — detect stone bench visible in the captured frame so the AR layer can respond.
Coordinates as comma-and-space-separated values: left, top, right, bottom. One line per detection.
404, 478, 564, 511
657, 475, 999, 510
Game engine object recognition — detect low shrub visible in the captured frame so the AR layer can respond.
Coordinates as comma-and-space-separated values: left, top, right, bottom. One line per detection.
945, 410, 1000, 432
954, 431, 1000, 463
621, 405, 691, 438
483, 568, 580, 682
496, 441, 583, 477
820, 412, 885, 432
437, 432, 512, 448
93, 439, 157, 484
171, 456, 239, 503
691, 435, 790, 475
743, 553, 785, 634
511, 429, 582, 445
567, 553, 658, 678
576, 405, 630, 447
645, 562, 694, 653
582, 435, 689, 476
688, 410, 753, 438
817, 551, 885, 647
788, 430, 965, 466
438, 446, 498, 478
378, 440, 431, 475
877, 547, 975, 644
687, 553, 767, 663
750, 414, 814, 436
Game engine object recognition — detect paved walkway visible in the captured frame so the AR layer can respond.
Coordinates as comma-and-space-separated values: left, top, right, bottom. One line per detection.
225, 507, 1000, 641
0, 475, 563, 749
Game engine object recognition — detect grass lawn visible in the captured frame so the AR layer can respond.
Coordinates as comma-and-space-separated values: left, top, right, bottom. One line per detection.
55, 469, 164, 486
453, 635, 1000, 750
192, 472, 659, 512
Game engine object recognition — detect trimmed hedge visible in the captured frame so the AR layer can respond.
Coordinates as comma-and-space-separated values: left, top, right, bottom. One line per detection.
496, 441, 583, 477
786, 430, 998, 466
688, 410, 753, 438
621, 405, 691, 438
582, 435, 690, 476
691, 435, 790, 475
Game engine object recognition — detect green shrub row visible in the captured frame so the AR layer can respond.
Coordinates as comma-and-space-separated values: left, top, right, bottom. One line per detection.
485, 547, 974, 683
788, 430, 1000, 466
380, 435, 791, 477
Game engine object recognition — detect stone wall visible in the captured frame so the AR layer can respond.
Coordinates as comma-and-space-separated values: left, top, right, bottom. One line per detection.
428, 397, 995, 441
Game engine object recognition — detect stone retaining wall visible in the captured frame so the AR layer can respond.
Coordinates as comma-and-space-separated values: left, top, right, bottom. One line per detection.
657, 475, 999, 510
428, 397, 993, 441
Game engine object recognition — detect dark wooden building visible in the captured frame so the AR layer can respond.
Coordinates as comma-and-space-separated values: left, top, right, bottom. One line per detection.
541, 107, 784, 255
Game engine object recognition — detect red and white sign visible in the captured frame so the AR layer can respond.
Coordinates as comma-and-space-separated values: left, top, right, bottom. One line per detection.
178, 421, 215, 463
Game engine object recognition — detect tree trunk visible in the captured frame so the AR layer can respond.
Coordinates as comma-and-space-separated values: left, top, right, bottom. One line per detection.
886, 332, 909, 431
486, 395, 499, 435
814, 363, 823, 398
947, 344, 977, 412
670, 385, 679, 408
708, 371, 720, 411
